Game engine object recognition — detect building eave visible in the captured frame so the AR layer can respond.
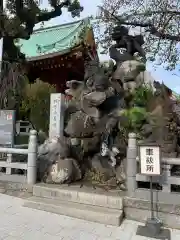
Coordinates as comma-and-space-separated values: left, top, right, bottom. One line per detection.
26, 44, 85, 62
26, 49, 70, 62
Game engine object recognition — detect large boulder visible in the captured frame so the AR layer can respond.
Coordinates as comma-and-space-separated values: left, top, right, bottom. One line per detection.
135, 71, 156, 90
44, 157, 82, 184
64, 110, 96, 138
37, 136, 82, 184
38, 136, 70, 159
113, 60, 145, 86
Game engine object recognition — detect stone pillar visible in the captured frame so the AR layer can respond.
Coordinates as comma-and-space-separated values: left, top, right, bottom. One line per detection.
27, 130, 37, 185
49, 93, 65, 139
162, 164, 171, 193
126, 133, 137, 196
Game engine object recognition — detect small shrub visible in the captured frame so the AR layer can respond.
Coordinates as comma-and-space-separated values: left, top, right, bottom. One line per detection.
132, 85, 154, 108
119, 107, 149, 133
20, 79, 56, 133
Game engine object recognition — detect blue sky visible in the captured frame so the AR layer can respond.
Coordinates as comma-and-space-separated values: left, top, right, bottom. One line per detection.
38, 0, 180, 93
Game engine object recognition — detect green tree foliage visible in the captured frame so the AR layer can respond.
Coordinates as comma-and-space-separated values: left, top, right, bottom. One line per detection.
131, 85, 154, 108
1, 0, 83, 61
20, 79, 56, 133
118, 85, 154, 132
97, 0, 180, 70
120, 107, 148, 132
0, 0, 83, 109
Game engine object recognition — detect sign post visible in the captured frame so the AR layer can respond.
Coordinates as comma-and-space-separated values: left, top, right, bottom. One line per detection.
136, 145, 170, 240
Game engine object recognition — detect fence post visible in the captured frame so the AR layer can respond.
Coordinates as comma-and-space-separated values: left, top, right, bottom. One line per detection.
126, 133, 137, 196
27, 130, 37, 184
161, 164, 171, 192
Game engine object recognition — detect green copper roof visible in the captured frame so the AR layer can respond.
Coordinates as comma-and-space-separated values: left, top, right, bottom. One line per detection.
17, 18, 91, 61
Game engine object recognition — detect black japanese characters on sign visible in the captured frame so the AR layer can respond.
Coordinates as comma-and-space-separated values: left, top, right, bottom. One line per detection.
146, 148, 154, 173
140, 145, 161, 176
146, 164, 154, 172
146, 148, 153, 156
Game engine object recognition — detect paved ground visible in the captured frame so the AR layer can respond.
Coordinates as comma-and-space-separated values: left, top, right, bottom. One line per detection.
0, 193, 179, 240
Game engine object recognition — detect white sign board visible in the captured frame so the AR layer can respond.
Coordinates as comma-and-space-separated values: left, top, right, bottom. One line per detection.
49, 93, 65, 139
139, 146, 161, 176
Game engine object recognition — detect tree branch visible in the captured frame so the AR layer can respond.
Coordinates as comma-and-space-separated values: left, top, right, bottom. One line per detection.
37, 0, 70, 22
13, 0, 83, 40
143, 10, 180, 16
99, 6, 180, 42
148, 27, 180, 41
118, 20, 180, 41
12, 0, 71, 40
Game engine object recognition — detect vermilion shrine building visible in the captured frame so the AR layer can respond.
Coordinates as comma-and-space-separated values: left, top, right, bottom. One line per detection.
18, 18, 97, 93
